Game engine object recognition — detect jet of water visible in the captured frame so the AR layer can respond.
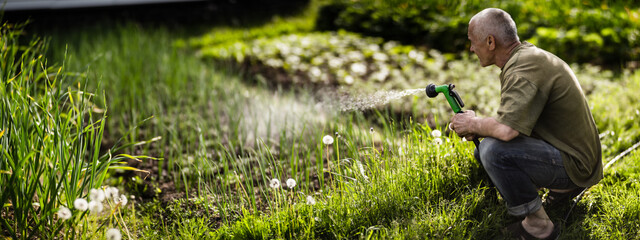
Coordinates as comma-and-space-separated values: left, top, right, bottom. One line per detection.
337, 88, 424, 112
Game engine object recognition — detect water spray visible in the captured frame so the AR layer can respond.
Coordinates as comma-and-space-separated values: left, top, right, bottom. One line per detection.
425, 83, 480, 148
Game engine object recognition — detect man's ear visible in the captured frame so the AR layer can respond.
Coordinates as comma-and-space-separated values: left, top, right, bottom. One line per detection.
487, 35, 496, 51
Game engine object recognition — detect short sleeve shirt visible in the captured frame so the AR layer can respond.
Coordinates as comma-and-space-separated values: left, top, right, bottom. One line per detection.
497, 42, 603, 187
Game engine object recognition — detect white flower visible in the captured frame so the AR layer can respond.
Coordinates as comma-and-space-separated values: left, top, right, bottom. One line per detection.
368, 43, 380, 52
74, 198, 88, 211
370, 71, 388, 82
270, 178, 281, 189
347, 51, 364, 61
118, 194, 128, 206
285, 55, 301, 65
328, 58, 343, 69
434, 137, 443, 145
306, 195, 316, 205
57, 206, 72, 220
431, 130, 442, 138
276, 42, 290, 55
373, 52, 388, 62
461, 137, 467, 142
89, 188, 105, 202
105, 228, 121, 240
286, 178, 296, 189
265, 58, 283, 68
105, 187, 119, 200
343, 75, 354, 85
88, 200, 103, 214
322, 135, 334, 145
408, 50, 418, 59
310, 66, 322, 78
350, 62, 367, 76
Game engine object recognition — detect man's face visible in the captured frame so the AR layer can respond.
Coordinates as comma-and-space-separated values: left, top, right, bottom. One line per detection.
468, 23, 493, 67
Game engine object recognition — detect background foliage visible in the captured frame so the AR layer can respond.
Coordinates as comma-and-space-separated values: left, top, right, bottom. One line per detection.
316, 0, 640, 65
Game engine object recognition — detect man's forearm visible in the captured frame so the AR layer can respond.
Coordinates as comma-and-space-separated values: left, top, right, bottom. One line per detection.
472, 117, 519, 142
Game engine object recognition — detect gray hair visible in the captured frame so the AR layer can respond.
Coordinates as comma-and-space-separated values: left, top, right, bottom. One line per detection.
470, 8, 519, 45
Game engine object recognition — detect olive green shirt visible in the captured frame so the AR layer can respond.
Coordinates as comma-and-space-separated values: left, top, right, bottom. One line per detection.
497, 42, 603, 187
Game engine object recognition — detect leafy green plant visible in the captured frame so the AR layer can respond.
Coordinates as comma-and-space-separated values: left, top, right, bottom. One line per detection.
0, 21, 150, 239
316, 0, 640, 64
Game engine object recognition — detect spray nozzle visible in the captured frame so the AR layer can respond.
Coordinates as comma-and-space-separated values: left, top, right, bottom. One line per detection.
425, 83, 465, 113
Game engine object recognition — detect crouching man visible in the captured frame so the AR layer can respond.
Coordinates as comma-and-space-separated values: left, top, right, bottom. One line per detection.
449, 8, 603, 239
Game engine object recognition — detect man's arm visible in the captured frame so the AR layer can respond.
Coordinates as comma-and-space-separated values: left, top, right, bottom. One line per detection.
451, 111, 519, 142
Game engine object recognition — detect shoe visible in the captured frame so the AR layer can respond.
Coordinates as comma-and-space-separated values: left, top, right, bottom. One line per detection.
543, 187, 586, 210
503, 221, 560, 240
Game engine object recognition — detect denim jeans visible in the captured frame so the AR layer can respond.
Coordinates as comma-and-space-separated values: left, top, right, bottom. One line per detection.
475, 136, 578, 217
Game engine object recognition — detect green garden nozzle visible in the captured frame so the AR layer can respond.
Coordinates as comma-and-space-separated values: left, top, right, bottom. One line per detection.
425, 83, 465, 113
425, 83, 480, 149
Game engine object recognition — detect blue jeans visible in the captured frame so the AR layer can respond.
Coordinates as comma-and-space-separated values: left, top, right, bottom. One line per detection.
475, 136, 578, 217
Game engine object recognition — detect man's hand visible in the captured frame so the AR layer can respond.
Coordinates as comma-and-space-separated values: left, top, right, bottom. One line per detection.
450, 110, 477, 140
451, 111, 520, 142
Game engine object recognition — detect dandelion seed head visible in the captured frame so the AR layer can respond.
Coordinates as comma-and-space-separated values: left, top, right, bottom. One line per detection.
89, 188, 105, 202
105, 187, 119, 200
370, 127, 374, 133
119, 194, 128, 206
105, 228, 121, 240
74, 198, 88, 211
322, 135, 334, 145
270, 178, 281, 189
434, 137, 443, 145
431, 130, 442, 138
286, 178, 297, 189
57, 206, 72, 220
306, 195, 316, 205
88, 200, 103, 214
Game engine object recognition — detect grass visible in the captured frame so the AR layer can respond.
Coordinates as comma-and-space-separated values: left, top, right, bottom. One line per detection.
3, 3, 640, 239
0, 21, 152, 239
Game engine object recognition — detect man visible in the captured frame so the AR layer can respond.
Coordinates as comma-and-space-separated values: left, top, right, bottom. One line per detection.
449, 8, 603, 239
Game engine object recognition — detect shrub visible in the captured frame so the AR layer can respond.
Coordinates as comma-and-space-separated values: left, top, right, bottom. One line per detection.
316, 0, 640, 65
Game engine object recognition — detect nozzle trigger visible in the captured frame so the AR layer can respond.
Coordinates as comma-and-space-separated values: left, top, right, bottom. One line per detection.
449, 88, 465, 111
